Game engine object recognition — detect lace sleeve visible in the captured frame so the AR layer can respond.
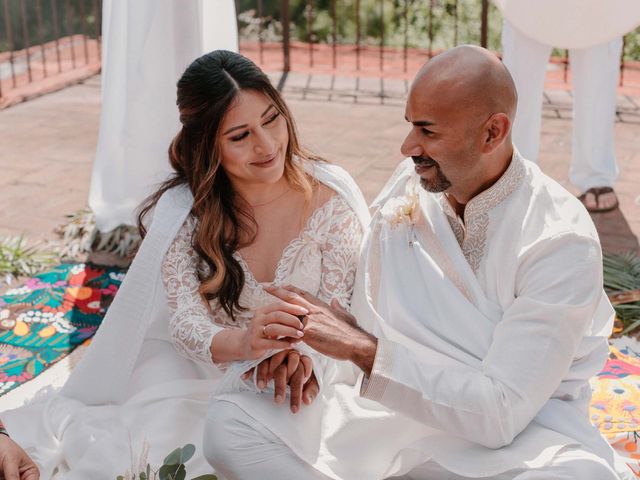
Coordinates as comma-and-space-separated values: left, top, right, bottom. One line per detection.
317, 196, 364, 308
161, 216, 224, 366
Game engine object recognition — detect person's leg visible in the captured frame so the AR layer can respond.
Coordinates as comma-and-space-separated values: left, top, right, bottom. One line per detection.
202, 400, 331, 480
569, 38, 623, 211
501, 21, 552, 163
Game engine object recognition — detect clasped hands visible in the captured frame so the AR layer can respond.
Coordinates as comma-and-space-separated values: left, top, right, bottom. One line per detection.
243, 285, 375, 413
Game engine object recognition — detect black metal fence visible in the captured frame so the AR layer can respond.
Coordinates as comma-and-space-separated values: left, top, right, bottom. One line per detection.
0, 0, 101, 104
236, 0, 639, 84
1, 0, 639, 105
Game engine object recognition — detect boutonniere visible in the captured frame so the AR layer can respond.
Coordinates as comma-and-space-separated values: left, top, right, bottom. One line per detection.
380, 180, 419, 228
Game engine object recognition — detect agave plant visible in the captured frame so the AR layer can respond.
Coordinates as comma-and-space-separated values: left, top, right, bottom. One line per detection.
603, 252, 640, 334
0, 235, 56, 285
55, 208, 141, 262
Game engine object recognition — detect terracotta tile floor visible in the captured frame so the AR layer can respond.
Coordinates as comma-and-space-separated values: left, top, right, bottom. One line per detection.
1, 45, 639, 254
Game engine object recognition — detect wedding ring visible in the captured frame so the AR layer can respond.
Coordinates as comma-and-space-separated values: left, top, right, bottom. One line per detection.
262, 325, 269, 338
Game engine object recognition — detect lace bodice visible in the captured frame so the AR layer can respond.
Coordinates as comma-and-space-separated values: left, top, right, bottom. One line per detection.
161, 194, 364, 366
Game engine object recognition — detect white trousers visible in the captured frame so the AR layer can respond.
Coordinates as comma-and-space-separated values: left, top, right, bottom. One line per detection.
203, 401, 622, 480
501, 21, 622, 192
203, 401, 332, 480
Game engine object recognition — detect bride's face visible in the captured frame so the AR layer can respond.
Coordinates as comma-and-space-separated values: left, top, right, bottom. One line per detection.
218, 89, 289, 188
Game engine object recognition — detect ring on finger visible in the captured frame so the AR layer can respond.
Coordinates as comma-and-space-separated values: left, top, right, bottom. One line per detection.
262, 325, 269, 338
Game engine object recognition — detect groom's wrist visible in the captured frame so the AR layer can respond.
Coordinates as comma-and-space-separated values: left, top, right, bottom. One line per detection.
350, 332, 378, 376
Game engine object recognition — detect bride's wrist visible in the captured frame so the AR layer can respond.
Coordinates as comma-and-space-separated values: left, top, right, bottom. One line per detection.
236, 328, 252, 359
210, 329, 246, 363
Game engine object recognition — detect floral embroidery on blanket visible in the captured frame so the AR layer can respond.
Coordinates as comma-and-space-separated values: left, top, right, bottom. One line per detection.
590, 342, 640, 477
0, 263, 125, 396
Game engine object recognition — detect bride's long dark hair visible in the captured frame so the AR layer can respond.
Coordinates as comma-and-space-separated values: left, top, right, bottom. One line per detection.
138, 50, 321, 321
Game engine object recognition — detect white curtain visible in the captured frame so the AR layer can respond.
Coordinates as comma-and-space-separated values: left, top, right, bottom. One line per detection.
89, 0, 238, 232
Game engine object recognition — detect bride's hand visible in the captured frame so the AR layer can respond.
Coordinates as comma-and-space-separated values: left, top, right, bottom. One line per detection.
241, 301, 307, 360
251, 350, 318, 413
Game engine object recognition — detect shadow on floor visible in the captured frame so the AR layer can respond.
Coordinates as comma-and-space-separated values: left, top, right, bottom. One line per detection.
592, 208, 640, 255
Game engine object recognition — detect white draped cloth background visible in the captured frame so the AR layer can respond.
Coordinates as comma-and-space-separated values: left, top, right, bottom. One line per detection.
88, 0, 238, 232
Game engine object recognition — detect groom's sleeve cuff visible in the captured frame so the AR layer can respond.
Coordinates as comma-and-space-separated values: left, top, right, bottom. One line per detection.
360, 338, 397, 402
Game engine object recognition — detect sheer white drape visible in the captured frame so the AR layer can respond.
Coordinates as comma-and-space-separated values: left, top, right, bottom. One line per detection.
89, 0, 238, 232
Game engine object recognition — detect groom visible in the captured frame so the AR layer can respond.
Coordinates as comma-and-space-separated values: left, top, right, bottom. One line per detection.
208, 45, 632, 479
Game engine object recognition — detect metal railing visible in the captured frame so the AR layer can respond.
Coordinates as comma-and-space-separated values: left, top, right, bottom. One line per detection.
236, 0, 638, 87
1, 0, 639, 107
0, 0, 101, 107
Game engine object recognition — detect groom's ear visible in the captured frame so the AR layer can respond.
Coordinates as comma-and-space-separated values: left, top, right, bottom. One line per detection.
481, 113, 510, 153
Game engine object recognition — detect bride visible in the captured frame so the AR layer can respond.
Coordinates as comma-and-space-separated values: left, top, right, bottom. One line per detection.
2, 50, 369, 479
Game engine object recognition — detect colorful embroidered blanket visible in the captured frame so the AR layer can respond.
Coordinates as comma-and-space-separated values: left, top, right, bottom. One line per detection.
590, 338, 640, 477
0, 263, 125, 396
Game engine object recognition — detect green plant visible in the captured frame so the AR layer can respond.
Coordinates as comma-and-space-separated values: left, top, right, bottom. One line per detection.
239, 0, 505, 51
116, 444, 217, 480
603, 252, 640, 334
0, 235, 56, 284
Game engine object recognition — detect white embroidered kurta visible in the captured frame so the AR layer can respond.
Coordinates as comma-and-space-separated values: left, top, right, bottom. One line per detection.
291, 151, 631, 480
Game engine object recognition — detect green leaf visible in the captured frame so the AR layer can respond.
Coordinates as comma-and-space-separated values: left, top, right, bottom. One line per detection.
191, 475, 218, 480
622, 318, 640, 335
603, 252, 640, 332
180, 444, 195, 464
163, 447, 183, 466
0, 235, 56, 278
159, 464, 176, 480
174, 464, 186, 480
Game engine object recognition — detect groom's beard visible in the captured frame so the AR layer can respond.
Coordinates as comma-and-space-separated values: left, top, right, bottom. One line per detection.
412, 156, 452, 193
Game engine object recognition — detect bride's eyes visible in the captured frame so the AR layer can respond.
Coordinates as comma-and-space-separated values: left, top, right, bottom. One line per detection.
229, 112, 281, 142
230, 131, 249, 142
264, 112, 280, 125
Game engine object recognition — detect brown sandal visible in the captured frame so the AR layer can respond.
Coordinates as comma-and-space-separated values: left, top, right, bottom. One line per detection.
578, 187, 619, 213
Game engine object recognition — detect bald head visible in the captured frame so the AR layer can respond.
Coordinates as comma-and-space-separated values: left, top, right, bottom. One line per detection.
401, 46, 517, 205
412, 45, 517, 121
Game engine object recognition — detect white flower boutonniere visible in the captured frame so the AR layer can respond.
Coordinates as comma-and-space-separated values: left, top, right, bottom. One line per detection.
380, 181, 419, 228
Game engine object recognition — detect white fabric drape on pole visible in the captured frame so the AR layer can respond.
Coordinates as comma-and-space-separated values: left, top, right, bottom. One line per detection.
89, 0, 238, 232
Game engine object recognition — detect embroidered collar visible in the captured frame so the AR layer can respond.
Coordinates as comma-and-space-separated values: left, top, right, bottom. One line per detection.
440, 149, 525, 223
439, 148, 526, 273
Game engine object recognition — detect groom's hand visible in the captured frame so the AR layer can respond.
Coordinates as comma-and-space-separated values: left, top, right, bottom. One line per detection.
265, 286, 378, 376
251, 350, 319, 413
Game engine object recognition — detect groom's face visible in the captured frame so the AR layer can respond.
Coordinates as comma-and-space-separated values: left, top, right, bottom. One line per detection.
400, 76, 486, 200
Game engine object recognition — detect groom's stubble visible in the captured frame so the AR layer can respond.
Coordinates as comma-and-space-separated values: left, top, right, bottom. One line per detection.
412, 156, 452, 193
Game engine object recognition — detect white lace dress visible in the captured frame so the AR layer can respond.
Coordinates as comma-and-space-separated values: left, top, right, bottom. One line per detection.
161, 193, 364, 373
2, 166, 369, 480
